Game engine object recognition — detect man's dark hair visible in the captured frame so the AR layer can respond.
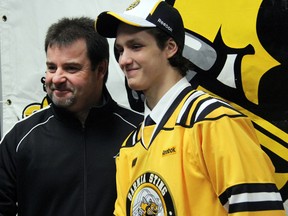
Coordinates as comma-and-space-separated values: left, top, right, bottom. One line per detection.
45, 17, 109, 82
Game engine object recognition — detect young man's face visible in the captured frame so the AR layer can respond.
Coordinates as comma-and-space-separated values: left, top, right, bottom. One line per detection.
45, 39, 104, 113
115, 23, 170, 93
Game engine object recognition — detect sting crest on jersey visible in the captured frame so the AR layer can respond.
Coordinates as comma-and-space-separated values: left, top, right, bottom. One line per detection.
127, 172, 176, 216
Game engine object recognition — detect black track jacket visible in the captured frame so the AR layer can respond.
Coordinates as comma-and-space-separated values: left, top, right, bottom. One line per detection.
0, 87, 143, 216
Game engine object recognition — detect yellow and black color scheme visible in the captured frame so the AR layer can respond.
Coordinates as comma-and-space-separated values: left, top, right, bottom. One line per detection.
116, 87, 284, 215
23, 0, 288, 210
171, 0, 288, 206
123, 0, 288, 208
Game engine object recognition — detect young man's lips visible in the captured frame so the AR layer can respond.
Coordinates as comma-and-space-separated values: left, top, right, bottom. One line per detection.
125, 68, 138, 75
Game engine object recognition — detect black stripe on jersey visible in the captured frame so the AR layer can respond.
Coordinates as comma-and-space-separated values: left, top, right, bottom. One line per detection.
178, 91, 205, 125
190, 97, 244, 125
219, 183, 284, 213
229, 201, 284, 213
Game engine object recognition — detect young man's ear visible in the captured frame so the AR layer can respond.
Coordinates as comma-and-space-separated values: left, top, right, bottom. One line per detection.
166, 38, 178, 58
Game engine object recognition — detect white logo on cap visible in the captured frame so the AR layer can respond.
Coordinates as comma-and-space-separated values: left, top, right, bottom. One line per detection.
157, 18, 173, 32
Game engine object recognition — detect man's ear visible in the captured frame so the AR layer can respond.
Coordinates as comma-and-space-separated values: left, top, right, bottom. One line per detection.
166, 38, 178, 58
97, 59, 108, 77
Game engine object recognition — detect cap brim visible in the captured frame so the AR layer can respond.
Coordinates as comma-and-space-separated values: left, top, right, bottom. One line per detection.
95, 11, 156, 38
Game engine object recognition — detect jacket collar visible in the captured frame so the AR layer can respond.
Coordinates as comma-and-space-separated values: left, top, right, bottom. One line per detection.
50, 86, 117, 128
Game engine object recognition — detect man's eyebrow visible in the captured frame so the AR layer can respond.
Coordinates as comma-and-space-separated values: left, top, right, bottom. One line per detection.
46, 61, 54, 65
63, 62, 81, 66
47, 61, 80, 65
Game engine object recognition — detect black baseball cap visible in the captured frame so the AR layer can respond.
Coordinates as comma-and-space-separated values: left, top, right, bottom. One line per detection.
95, 0, 185, 50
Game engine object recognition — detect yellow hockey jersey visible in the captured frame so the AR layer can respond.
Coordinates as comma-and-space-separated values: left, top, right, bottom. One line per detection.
114, 87, 285, 216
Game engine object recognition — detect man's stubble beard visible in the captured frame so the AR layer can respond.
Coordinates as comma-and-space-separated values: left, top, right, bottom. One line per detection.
48, 91, 76, 108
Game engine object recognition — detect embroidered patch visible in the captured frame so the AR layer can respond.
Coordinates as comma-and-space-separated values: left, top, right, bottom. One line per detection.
126, 0, 140, 11
126, 172, 176, 215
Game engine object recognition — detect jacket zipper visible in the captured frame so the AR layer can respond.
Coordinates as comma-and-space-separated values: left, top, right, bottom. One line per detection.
83, 127, 87, 216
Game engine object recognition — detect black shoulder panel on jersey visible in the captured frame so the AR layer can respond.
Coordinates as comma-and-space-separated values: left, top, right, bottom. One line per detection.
177, 91, 205, 125
177, 92, 245, 127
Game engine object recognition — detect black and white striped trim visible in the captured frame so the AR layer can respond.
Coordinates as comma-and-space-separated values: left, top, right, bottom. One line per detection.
219, 183, 284, 213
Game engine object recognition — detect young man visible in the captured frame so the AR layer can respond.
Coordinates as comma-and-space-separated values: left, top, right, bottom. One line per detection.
0, 17, 143, 216
95, 0, 285, 215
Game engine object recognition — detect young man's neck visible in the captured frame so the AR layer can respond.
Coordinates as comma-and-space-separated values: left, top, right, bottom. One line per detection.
145, 73, 183, 110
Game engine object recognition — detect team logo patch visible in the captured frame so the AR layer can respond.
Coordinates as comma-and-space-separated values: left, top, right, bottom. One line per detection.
126, 172, 176, 215
126, 0, 140, 11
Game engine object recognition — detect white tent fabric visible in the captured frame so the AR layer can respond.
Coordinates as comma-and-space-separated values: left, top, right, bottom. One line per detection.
0, 0, 131, 137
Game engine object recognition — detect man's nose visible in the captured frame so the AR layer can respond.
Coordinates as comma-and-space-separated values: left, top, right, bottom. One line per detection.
52, 68, 66, 83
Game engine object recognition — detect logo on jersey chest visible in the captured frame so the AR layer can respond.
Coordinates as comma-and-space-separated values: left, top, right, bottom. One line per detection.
126, 172, 176, 215
162, 146, 176, 156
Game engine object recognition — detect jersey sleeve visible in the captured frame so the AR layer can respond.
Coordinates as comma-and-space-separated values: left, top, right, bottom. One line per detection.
196, 115, 285, 215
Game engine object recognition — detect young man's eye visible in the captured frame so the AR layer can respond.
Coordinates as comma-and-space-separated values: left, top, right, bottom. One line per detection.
132, 44, 142, 50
